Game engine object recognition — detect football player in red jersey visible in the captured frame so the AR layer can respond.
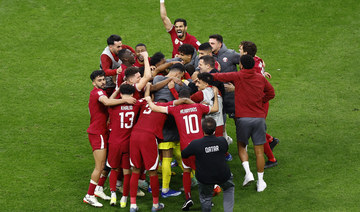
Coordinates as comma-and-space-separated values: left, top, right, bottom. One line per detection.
239, 41, 279, 169
160, 0, 200, 58
145, 88, 219, 211
83, 70, 136, 208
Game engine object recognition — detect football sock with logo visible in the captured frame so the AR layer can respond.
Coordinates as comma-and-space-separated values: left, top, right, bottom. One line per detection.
98, 173, 107, 187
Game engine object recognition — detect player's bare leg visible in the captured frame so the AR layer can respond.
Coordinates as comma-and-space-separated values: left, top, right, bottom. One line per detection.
83, 149, 107, 207
237, 142, 254, 186
254, 145, 267, 192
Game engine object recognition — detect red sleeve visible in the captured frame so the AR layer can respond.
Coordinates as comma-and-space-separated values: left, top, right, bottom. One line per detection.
169, 87, 179, 99
263, 79, 275, 103
122, 44, 135, 54
190, 91, 204, 103
212, 72, 237, 83
100, 54, 117, 76
183, 71, 191, 80
199, 104, 211, 115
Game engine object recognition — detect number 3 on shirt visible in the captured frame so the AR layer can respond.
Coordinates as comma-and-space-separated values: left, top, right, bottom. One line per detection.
183, 114, 199, 134
119, 112, 135, 129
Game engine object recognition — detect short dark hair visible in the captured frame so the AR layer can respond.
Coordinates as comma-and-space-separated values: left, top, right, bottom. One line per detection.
119, 83, 135, 95
178, 44, 195, 56
240, 41, 257, 57
199, 42, 212, 51
202, 117, 216, 135
178, 88, 190, 98
135, 43, 147, 49
125, 67, 140, 79
185, 64, 195, 77
117, 49, 129, 60
199, 55, 215, 68
150, 52, 165, 66
240, 55, 255, 69
197, 72, 213, 85
107, 34, 122, 45
169, 63, 185, 72
209, 34, 223, 43
90, 70, 105, 81
174, 18, 187, 26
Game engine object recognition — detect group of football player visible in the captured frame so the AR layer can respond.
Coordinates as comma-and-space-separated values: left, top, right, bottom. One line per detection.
83, 1, 279, 211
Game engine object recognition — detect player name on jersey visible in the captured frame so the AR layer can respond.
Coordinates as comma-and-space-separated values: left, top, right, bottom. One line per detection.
180, 107, 198, 114
121, 105, 134, 110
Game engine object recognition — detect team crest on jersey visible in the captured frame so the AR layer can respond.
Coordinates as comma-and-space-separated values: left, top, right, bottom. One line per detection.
98, 91, 104, 96
175, 38, 179, 44
222, 57, 228, 63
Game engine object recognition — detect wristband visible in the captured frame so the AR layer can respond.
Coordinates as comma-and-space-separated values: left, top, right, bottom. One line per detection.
160, 0, 164, 3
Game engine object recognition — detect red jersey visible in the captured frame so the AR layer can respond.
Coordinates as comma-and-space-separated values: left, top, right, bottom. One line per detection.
253, 56, 265, 75
87, 87, 108, 134
132, 102, 173, 139
108, 100, 144, 144
116, 64, 130, 88
166, 103, 210, 149
212, 68, 275, 118
168, 26, 200, 58
133, 57, 151, 68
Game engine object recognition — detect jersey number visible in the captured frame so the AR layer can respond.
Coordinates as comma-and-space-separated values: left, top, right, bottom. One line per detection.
183, 114, 199, 134
119, 112, 135, 129
143, 104, 152, 114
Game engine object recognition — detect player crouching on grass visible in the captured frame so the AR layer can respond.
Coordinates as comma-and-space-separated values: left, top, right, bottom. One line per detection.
83, 70, 136, 208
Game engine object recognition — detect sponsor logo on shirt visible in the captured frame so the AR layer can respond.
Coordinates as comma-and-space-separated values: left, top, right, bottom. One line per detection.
180, 107, 197, 114
205, 145, 219, 153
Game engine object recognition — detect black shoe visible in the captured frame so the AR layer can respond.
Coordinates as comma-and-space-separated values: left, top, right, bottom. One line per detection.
182, 199, 194, 211
264, 160, 278, 169
269, 138, 279, 151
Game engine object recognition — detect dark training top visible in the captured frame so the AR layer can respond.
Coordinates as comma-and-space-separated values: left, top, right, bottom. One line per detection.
181, 135, 231, 184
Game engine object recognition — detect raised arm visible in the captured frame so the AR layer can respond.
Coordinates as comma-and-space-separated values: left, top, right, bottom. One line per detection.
160, 0, 173, 31
209, 87, 219, 113
144, 96, 168, 113
136, 51, 152, 90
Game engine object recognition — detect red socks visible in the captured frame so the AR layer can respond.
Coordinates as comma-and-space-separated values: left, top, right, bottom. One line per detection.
264, 142, 276, 162
109, 169, 119, 192
183, 172, 192, 200
87, 180, 97, 195
98, 174, 107, 187
130, 172, 140, 204
123, 174, 131, 197
150, 175, 159, 204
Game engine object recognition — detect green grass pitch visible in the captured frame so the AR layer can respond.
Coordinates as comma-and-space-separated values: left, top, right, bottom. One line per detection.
1, 0, 359, 211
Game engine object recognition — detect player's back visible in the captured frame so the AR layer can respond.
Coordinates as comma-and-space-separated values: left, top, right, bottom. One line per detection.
108, 100, 143, 144
167, 103, 210, 148
133, 101, 172, 139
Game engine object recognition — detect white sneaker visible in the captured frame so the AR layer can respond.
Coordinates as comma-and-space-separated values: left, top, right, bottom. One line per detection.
225, 135, 233, 145
110, 195, 116, 206
83, 194, 103, 207
94, 186, 111, 200
242, 172, 255, 186
257, 180, 267, 192
137, 188, 145, 197
138, 179, 149, 190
